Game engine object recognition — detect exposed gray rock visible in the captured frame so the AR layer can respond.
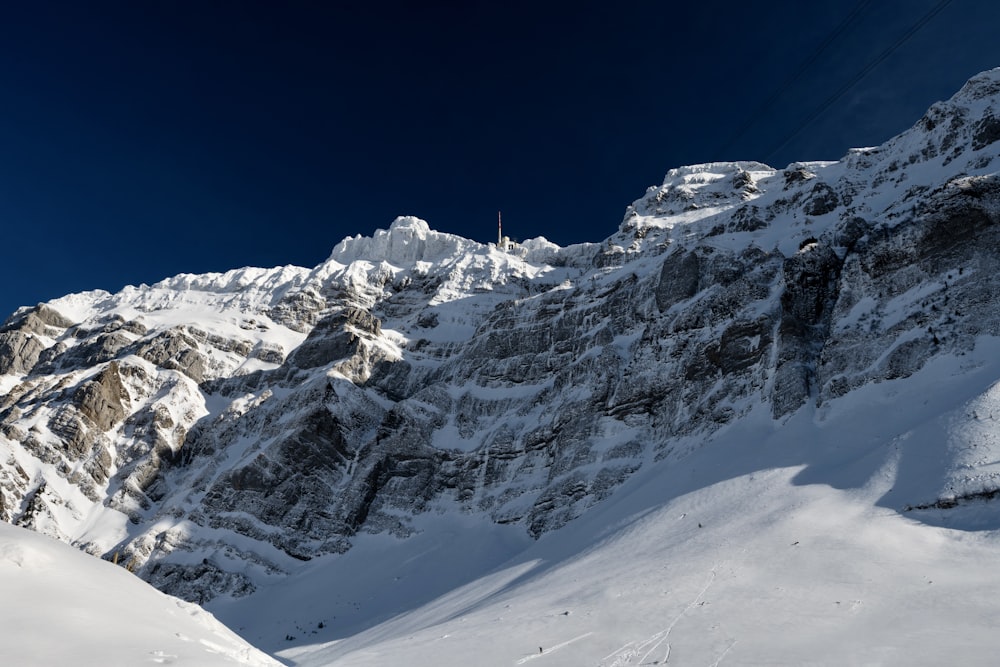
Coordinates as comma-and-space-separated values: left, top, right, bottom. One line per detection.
973, 114, 1000, 150
802, 181, 839, 216
1, 304, 74, 336
772, 242, 843, 418
269, 288, 326, 332
38, 331, 132, 371
146, 561, 256, 605
655, 249, 700, 311
0, 331, 45, 375
74, 362, 129, 431
287, 307, 382, 370
134, 329, 207, 382
201, 406, 357, 549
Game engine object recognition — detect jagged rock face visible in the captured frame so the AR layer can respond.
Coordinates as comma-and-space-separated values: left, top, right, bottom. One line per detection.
0, 306, 69, 374
817, 175, 1000, 399
772, 242, 843, 417
3, 69, 1000, 604
0, 332, 46, 376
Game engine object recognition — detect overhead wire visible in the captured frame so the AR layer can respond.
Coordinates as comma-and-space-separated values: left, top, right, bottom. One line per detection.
714, 0, 874, 160
763, 0, 955, 165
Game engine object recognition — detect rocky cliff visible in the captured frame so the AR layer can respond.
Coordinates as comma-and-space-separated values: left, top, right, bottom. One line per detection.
3, 68, 1000, 605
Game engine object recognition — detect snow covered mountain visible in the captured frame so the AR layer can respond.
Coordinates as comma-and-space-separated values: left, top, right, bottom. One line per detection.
4, 68, 1000, 664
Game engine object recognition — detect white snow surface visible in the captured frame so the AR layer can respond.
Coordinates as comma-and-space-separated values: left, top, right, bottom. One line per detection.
0, 521, 279, 666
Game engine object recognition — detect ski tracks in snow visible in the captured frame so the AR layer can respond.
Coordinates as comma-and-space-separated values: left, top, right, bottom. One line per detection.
514, 633, 594, 664
600, 630, 671, 667
599, 566, 734, 666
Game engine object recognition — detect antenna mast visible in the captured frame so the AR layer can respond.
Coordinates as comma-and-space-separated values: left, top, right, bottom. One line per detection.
497, 210, 502, 247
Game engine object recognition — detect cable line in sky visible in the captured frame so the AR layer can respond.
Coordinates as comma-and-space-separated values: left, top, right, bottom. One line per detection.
714, 0, 873, 160
764, 0, 955, 165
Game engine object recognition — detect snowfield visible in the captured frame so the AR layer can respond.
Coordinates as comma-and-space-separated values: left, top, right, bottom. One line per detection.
0, 521, 278, 666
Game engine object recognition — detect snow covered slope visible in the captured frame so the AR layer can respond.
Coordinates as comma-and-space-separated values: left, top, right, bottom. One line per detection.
274, 348, 1000, 665
3, 68, 1000, 665
0, 520, 278, 665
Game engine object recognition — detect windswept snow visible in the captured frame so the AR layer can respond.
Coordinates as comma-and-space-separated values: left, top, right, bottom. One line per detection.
0, 521, 278, 666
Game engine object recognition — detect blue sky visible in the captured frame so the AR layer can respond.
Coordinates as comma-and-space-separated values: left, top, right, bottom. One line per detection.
2, 0, 999, 319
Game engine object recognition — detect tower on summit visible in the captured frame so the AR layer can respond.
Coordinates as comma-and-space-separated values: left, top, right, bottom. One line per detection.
497, 210, 513, 252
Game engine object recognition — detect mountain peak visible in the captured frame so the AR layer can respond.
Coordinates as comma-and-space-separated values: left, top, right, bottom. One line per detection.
326, 215, 481, 267
387, 215, 432, 233
954, 66, 1000, 103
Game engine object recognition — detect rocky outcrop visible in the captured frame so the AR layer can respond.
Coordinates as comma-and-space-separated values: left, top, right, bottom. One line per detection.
0, 332, 45, 375
287, 308, 382, 370
0, 305, 74, 375
202, 405, 360, 549
655, 249, 701, 311
134, 329, 207, 382
1, 304, 75, 335
817, 174, 1000, 401
772, 241, 844, 417
74, 363, 129, 431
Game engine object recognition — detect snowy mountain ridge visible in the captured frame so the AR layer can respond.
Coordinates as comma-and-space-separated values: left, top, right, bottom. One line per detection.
3, 68, 1000, 664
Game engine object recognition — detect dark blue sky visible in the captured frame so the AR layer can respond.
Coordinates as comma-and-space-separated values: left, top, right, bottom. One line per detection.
2, 0, 999, 319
